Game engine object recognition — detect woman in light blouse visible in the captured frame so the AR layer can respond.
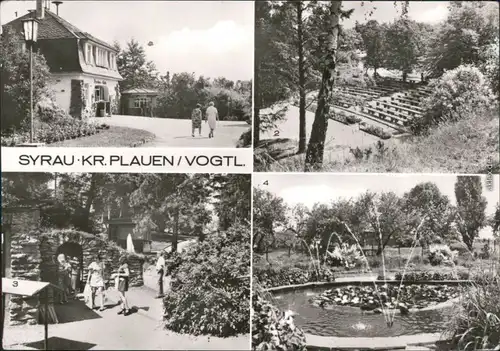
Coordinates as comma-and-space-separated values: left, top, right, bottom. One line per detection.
87, 254, 106, 311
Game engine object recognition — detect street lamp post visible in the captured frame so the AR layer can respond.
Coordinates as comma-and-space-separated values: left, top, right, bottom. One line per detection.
22, 17, 39, 144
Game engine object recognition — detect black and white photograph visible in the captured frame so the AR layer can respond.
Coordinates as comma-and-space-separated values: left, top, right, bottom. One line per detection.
254, 1, 499, 172
2, 173, 250, 350
252, 173, 500, 350
1, 0, 253, 148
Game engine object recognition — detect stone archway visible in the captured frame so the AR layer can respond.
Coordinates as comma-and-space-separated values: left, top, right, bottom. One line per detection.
4, 207, 145, 326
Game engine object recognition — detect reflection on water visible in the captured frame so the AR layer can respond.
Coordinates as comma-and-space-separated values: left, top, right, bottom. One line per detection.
274, 288, 451, 337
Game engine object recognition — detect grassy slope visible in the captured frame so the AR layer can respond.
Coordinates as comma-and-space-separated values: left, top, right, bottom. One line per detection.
259, 111, 499, 173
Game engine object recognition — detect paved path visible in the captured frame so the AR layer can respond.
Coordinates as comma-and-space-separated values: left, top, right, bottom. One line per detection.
306, 332, 443, 350
92, 115, 249, 148
3, 269, 249, 350
260, 105, 382, 162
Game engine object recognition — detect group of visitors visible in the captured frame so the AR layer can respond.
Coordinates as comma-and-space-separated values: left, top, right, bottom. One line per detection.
56, 253, 80, 304
191, 101, 219, 138
56, 253, 131, 316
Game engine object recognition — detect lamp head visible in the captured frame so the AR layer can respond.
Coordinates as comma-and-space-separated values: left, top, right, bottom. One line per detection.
22, 17, 40, 43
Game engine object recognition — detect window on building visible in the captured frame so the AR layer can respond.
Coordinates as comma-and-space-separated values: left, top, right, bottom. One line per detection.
134, 97, 148, 108
95, 86, 105, 101
86, 44, 92, 64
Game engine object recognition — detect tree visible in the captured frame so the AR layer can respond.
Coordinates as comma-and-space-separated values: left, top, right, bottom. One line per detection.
254, 0, 295, 146
116, 39, 158, 91
403, 182, 455, 251
270, 1, 323, 154
253, 188, 288, 254
1, 173, 54, 207
211, 174, 251, 231
454, 176, 487, 251
491, 203, 500, 236
357, 191, 409, 255
426, 2, 499, 76
304, 1, 346, 171
355, 20, 388, 76
385, 18, 422, 82
1, 27, 52, 131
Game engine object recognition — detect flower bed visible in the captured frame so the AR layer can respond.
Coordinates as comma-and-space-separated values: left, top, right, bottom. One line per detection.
254, 265, 336, 289
311, 283, 460, 312
1, 120, 110, 146
330, 110, 362, 125
359, 124, 392, 139
394, 269, 470, 282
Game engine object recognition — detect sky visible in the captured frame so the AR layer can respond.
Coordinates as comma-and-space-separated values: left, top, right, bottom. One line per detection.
254, 174, 500, 239
340, 1, 450, 28
0, 0, 254, 81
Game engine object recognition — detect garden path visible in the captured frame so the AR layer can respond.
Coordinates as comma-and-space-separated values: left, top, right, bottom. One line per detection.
3, 269, 249, 350
91, 115, 249, 148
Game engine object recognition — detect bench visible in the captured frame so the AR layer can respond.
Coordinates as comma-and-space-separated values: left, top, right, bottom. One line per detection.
390, 95, 420, 107
362, 106, 409, 126
373, 100, 422, 118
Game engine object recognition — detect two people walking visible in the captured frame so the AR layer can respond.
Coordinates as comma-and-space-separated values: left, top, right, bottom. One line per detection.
85, 254, 131, 315
191, 102, 219, 138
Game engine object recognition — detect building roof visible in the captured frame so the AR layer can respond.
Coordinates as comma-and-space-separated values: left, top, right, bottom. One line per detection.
121, 88, 159, 95
3, 9, 117, 52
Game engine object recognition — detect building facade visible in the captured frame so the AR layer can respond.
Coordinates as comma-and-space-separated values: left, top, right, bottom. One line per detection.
2, 0, 123, 119
121, 88, 159, 117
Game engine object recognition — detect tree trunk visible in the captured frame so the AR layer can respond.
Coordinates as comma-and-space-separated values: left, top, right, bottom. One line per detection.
254, 33, 261, 147
402, 71, 407, 83
297, 1, 307, 154
304, 1, 341, 171
81, 174, 100, 232
172, 208, 179, 252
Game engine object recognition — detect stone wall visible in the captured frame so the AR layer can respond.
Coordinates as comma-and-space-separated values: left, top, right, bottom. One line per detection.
4, 207, 145, 326
4, 208, 42, 326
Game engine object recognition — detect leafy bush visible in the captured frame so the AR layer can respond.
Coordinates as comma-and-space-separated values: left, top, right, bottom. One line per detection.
162, 223, 250, 337
478, 40, 499, 95
325, 243, 366, 269
360, 124, 392, 139
1, 27, 52, 131
412, 65, 496, 134
252, 292, 307, 351
428, 244, 458, 266
446, 270, 500, 350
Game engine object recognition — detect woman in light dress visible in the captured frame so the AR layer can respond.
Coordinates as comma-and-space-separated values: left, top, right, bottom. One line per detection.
114, 256, 131, 316
87, 254, 106, 311
205, 101, 219, 138
56, 253, 71, 304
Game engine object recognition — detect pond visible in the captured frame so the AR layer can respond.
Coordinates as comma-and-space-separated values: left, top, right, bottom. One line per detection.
273, 287, 453, 337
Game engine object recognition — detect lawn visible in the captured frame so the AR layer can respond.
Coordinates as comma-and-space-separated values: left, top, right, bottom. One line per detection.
48, 126, 155, 147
